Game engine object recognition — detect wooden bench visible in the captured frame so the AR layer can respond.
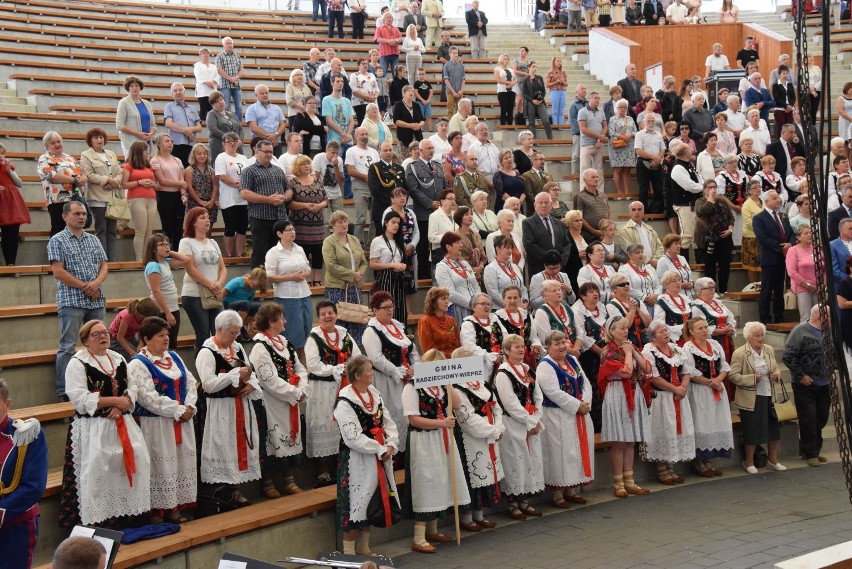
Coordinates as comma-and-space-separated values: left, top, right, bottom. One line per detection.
767, 322, 797, 333
723, 291, 759, 301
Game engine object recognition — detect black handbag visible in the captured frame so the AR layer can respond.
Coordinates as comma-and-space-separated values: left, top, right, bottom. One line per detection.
366, 464, 402, 528
196, 483, 240, 518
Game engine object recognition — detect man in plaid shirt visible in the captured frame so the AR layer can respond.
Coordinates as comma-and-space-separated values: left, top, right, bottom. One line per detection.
216, 37, 246, 122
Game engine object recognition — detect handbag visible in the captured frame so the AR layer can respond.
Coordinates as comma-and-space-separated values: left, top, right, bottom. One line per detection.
773, 380, 798, 422
199, 285, 223, 310
611, 137, 627, 148
784, 290, 797, 311
382, 110, 394, 125
336, 284, 372, 325
106, 189, 131, 222
366, 462, 402, 528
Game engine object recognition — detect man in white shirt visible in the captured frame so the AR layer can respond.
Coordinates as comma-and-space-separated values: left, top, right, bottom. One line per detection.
616, 202, 664, 266
312, 140, 344, 221
722, 95, 747, 136
666, 0, 689, 24
467, 123, 500, 189
704, 43, 731, 78
345, 127, 380, 244
314, 48, 336, 84
633, 114, 666, 214
429, 118, 452, 161
740, 109, 771, 155
277, 133, 305, 179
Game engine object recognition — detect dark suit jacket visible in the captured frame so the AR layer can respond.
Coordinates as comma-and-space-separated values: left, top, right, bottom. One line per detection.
753, 208, 795, 267
465, 8, 488, 36
828, 205, 852, 241
520, 169, 551, 212
563, 232, 583, 293
369, 160, 406, 224
402, 13, 427, 41
617, 77, 643, 110
405, 159, 447, 220
830, 237, 851, 284
642, 0, 665, 24
771, 82, 796, 108
522, 214, 571, 276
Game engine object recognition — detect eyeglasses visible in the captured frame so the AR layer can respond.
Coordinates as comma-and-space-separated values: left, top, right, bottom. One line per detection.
379, 304, 394, 310
157, 242, 171, 247
89, 331, 109, 339
476, 301, 492, 307
616, 283, 630, 288
703, 285, 716, 290
226, 328, 241, 337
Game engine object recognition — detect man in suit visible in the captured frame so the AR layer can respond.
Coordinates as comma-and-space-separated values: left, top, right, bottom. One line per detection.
422, 0, 444, 47
829, 186, 852, 241
643, 0, 665, 24
520, 151, 551, 212
765, 124, 803, 196
753, 190, 796, 323
522, 192, 572, 276
406, 138, 447, 277
617, 64, 643, 116
465, 0, 488, 60
616, 201, 664, 266
453, 153, 489, 208
369, 141, 406, 235
403, 1, 427, 44
831, 218, 852, 284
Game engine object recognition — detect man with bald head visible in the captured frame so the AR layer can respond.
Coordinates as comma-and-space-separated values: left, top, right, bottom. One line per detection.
406, 138, 448, 276
573, 168, 610, 242
369, 140, 406, 234
448, 98, 472, 136
617, 64, 643, 116
753, 189, 795, 323
616, 201, 664, 266
345, 127, 379, 242
164, 82, 202, 166
247, 84, 287, 157
523, 191, 572, 275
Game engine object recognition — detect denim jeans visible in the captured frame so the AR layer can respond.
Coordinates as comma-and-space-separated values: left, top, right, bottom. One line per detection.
340, 143, 354, 199
550, 89, 567, 124
56, 305, 106, 396
312, 0, 327, 21
379, 55, 399, 80
221, 86, 243, 123
183, 295, 222, 354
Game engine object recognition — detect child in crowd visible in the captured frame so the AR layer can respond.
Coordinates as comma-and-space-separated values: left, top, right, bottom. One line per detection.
223, 266, 268, 340
109, 298, 160, 359
143, 233, 191, 350
413, 67, 434, 132
389, 65, 409, 108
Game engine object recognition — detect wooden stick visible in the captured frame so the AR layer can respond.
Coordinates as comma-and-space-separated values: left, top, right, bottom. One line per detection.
447, 384, 461, 546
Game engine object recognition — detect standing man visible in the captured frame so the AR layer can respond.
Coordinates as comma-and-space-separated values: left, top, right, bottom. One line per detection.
240, 139, 291, 270
48, 201, 109, 398
277, 133, 305, 179
403, 2, 428, 44
423, 0, 445, 48
520, 151, 551, 212
616, 64, 643, 117
735, 36, 760, 69
164, 82, 202, 167
246, 84, 288, 158
327, 0, 345, 38
523, 192, 571, 276
406, 139, 447, 278
783, 305, 831, 468
568, 84, 587, 176
448, 98, 472, 136
453, 153, 489, 208
669, 144, 704, 262
752, 190, 795, 323
443, 47, 466, 118
616, 201, 664, 266
828, 188, 852, 241
323, 74, 356, 200
346, 127, 381, 242
465, 1, 488, 61
369, 140, 406, 235
634, 113, 667, 214
467, 123, 500, 188
215, 36, 245, 122
643, 0, 665, 24
0, 378, 48, 569
577, 90, 607, 182
830, 218, 852, 284
303, 48, 322, 94
374, 11, 403, 78
318, 58, 353, 102
436, 30, 453, 102
573, 169, 610, 242
704, 43, 731, 79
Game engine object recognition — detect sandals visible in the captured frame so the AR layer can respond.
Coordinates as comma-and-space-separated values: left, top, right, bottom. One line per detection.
518, 502, 542, 517
262, 480, 281, 499
625, 484, 650, 495
551, 497, 571, 509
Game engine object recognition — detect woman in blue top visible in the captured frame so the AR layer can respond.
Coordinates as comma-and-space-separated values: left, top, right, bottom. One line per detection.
223, 266, 268, 340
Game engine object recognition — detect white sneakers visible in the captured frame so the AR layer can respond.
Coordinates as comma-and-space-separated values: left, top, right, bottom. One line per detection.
743, 461, 787, 474
743, 463, 758, 474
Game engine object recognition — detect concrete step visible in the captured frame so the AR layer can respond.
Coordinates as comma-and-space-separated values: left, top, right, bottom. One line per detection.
0, 102, 37, 114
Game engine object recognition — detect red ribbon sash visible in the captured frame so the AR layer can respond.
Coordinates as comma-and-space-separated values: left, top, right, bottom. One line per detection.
670, 365, 683, 435
115, 416, 138, 487
285, 360, 302, 445
482, 400, 501, 498
370, 426, 393, 528
576, 415, 592, 477
234, 397, 249, 471
173, 378, 183, 445
436, 398, 450, 454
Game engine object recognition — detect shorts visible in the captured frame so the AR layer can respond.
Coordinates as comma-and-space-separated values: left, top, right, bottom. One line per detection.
221, 205, 248, 236
416, 100, 432, 118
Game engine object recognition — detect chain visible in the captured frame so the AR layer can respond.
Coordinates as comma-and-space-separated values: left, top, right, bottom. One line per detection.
795, 0, 852, 503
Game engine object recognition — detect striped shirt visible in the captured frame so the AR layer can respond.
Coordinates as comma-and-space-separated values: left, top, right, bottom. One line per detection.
47, 228, 108, 309
240, 162, 289, 221
215, 51, 243, 89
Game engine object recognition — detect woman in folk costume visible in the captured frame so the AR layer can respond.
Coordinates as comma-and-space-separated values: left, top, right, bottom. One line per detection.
653, 270, 694, 346
305, 300, 361, 487
363, 291, 420, 454
640, 320, 695, 486
617, 243, 662, 318
451, 347, 504, 533
577, 242, 617, 303
249, 302, 309, 497
681, 317, 734, 477
128, 316, 197, 523
334, 355, 400, 557
537, 331, 594, 508
460, 293, 504, 374
196, 310, 262, 504
60, 320, 151, 527
403, 349, 470, 554
598, 316, 652, 499
606, 273, 651, 350
573, 281, 608, 432
690, 277, 737, 363
533, 279, 583, 354
496, 285, 541, 369
495, 334, 545, 520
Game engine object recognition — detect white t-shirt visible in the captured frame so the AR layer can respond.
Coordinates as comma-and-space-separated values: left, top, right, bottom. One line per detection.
312, 153, 343, 199
705, 54, 730, 72
370, 235, 404, 263
179, 238, 222, 297
277, 152, 303, 179
214, 152, 249, 209
666, 3, 688, 21
344, 145, 379, 187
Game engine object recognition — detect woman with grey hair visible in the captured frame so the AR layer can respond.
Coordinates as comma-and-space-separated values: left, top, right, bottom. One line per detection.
512, 130, 535, 174
641, 319, 695, 485
393, 85, 425, 160
362, 103, 393, 150
470, 190, 498, 240
618, 243, 661, 318
38, 131, 88, 235
690, 276, 736, 361
196, 309, 262, 504
653, 270, 694, 345
608, 98, 638, 196
285, 68, 313, 126
728, 321, 786, 474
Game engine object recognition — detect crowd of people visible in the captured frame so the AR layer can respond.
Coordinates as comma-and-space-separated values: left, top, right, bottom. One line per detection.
5, 3, 852, 567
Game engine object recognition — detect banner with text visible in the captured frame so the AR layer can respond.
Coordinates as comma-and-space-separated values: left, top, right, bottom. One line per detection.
412, 356, 489, 389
